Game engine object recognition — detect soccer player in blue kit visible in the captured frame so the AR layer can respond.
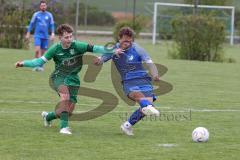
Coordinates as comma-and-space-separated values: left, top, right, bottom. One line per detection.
26, 0, 55, 71
94, 27, 160, 136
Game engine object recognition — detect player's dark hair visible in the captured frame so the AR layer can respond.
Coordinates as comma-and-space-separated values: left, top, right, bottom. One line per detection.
118, 27, 135, 39
39, 0, 47, 5
57, 24, 74, 36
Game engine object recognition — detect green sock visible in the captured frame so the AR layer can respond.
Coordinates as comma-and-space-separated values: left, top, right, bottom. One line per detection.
46, 112, 57, 121
60, 112, 69, 129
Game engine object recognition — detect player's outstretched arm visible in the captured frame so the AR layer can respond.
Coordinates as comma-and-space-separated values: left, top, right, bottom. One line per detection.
92, 45, 124, 56
91, 44, 124, 65
15, 57, 47, 68
135, 43, 160, 81
15, 61, 24, 68
145, 62, 160, 81
93, 54, 112, 65
92, 45, 113, 55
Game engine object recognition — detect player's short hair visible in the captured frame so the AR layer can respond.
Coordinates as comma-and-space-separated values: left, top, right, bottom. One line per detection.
118, 27, 135, 39
39, 0, 47, 5
57, 24, 74, 36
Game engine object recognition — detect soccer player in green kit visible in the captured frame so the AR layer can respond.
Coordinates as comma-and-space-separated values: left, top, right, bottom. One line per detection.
15, 24, 112, 135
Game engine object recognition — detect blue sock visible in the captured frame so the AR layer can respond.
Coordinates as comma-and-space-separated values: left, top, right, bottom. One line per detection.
128, 108, 145, 126
139, 99, 152, 108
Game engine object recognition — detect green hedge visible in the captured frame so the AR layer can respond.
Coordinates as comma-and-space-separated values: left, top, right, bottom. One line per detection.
113, 16, 147, 42
183, 0, 232, 5
0, 1, 115, 49
48, 2, 115, 27
170, 15, 228, 62
0, 1, 29, 48
235, 9, 240, 37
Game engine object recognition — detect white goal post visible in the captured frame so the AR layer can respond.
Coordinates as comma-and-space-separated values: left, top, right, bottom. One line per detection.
152, 2, 235, 45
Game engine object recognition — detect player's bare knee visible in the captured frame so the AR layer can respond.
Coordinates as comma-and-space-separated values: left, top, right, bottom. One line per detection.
139, 97, 153, 103
58, 85, 70, 101
60, 94, 70, 101
129, 92, 144, 101
58, 85, 69, 93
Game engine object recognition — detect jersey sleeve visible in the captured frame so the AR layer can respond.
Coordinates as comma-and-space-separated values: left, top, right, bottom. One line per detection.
134, 43, 152, 63
23, 57, 46, 68
100, 54, 113, 63
134, 43, 159, 78
74, 41, 88, 55
43, 44, 57, 60
49, 12, 55, 33
27, 12, 37, 32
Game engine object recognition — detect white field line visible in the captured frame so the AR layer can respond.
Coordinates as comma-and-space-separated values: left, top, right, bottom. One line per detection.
0, 99, 170, 109
0, 109, 240, 114
157, 143, 178, 147
0, 99, 113, 107
0, 99, 240, 114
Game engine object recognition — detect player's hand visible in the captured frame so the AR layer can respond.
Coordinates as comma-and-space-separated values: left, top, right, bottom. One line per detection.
25, 32, 30, 40
15, 61, 24, 68
114, 48, 124, 57
93, 57, 102, 66
50, 33, 55, 41
153, 76, 160, 81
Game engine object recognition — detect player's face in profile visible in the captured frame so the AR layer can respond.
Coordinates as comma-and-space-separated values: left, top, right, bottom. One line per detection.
119, 35, 133, 50
39, 3, 47, 12
60, 32, 73, 48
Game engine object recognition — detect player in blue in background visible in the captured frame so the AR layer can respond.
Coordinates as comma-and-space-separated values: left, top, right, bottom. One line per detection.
26, 0, 55, 71
94, 27, 160, 136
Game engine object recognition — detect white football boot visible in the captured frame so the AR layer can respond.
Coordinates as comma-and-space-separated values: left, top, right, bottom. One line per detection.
41, 111, 52, 127
60, 127, 72, 135
120, 124, 134, 136
141, 105, 160, 116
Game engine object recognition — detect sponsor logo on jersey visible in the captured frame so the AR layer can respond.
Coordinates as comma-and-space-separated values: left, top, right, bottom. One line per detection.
57, 52, 64, 56
128, 55, 134, 61
70, 49, 75, 55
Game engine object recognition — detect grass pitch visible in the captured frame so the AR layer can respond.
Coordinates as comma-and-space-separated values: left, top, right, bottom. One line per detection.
0, 38, 240, 160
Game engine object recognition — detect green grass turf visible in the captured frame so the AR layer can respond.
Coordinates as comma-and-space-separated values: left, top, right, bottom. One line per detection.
0, 38, 240, 160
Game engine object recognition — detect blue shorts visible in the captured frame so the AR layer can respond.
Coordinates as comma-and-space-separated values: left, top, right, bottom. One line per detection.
34, 37, 48, 50
123, 78, 156, 100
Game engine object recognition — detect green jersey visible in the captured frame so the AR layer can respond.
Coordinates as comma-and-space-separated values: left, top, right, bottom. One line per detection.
23, 39, 112, 87
45, 40, 88, 75
22, 40, 111, 103
44, 40, 92, 87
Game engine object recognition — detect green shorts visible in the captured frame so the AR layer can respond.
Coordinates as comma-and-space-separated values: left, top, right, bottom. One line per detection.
50, 74, 80, 103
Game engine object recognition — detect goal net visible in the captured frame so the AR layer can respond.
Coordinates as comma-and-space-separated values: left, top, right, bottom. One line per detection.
152, 2, 235, 45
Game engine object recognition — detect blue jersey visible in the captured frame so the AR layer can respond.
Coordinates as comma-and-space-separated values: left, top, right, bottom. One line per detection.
27, 11, 54, 39
102, 43, 153, 81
